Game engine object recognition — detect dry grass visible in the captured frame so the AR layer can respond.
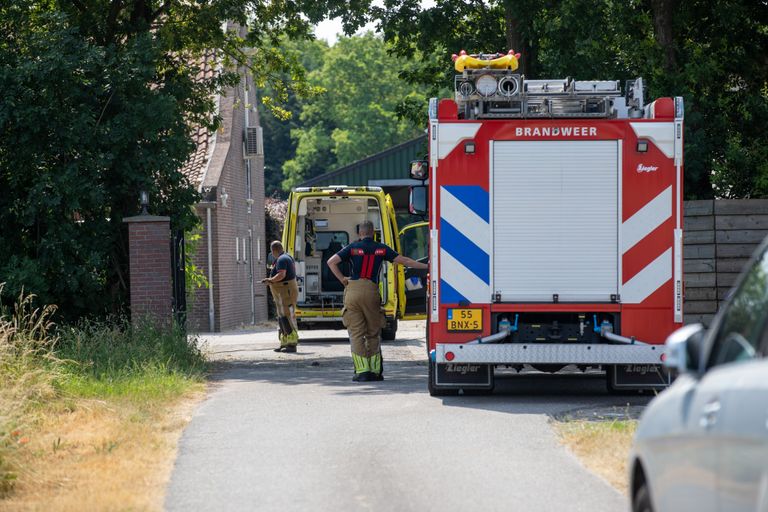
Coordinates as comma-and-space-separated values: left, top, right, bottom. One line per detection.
554, 419, 637, 494
1, 391, 204, 512
0, 286, 208, 511
0, 288, 61, 498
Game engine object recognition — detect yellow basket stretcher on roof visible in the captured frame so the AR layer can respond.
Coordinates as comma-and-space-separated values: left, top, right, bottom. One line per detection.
452, 50, 521, 72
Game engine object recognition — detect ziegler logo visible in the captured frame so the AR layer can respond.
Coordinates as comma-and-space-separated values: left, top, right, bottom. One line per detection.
637, 164, 659, 173
446, 363, 481, 375
623, 364, 659, 375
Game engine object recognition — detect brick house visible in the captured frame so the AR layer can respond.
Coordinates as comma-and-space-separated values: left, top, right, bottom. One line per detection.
182, 55, 268, 332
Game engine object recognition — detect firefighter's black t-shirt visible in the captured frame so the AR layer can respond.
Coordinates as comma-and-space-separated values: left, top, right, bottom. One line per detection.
270, 252, 296, 281
336, 237, 398, 284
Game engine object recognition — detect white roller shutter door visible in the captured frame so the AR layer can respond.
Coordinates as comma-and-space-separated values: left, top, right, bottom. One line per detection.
492, 140, 619, 302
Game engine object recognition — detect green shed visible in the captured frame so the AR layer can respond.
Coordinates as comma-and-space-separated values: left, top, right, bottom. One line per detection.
299, 135, 427, 214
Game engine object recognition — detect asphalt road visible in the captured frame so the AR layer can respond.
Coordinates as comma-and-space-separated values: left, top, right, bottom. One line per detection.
166, 321, 647, 512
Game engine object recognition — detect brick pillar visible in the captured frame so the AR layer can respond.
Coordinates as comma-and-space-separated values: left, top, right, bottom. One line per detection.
123, 215, 172, 327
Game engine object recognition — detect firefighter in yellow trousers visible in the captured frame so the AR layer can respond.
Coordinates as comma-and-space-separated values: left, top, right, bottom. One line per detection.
327, 221, 428, 382
261, 241, 299, 352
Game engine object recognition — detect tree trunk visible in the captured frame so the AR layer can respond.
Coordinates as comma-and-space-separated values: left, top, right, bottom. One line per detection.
503, 0, 536, 76
650, 0, 678, 71
129, 0, 151, 30
504, 1, 521, 53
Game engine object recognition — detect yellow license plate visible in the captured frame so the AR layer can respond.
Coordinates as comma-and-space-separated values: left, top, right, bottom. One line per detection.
446, 309, 483, 332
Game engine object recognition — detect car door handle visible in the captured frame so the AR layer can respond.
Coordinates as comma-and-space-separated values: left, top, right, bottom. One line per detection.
700, 400, 721, 430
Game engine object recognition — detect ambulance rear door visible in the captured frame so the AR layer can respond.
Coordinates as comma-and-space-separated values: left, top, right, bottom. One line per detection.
399, 221, 429, 319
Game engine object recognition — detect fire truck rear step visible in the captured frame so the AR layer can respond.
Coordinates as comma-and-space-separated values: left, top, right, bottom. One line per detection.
435, 343, 664, 365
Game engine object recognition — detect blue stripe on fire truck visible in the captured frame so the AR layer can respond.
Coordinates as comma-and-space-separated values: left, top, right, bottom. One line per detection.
440, 279, 472, 305
442, 185, 489, 222
439, 185, 491, 304
440, 220, 489, 283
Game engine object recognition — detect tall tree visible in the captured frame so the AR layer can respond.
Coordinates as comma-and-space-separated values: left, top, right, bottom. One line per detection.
258, 38, 329, 198
0, 0, 373, 317
280, 33, 425, 189
372, 0, 768, 199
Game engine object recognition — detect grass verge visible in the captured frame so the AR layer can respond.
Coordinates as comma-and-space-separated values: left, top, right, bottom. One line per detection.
553, 418, 637, 494
0, 290, 207, 510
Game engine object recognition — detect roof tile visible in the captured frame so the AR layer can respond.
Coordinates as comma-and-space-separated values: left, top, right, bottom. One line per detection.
181, 51, 217, 188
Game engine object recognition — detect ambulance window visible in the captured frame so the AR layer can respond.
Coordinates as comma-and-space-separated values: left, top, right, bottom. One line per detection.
365, 198, 383, 242
316, 232, 348, 251
401, 224, 428, 261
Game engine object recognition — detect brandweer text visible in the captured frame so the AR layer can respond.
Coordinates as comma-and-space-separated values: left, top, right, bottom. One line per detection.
514, 126, 598, 137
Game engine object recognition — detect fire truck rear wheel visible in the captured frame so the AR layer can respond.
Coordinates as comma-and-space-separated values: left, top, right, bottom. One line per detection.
382, 317, 398, 341
427, 360, 495, 396
530, 364, 566, 373
428, 360, 458, 396
605, 365, 650, 395
606, 365, 625, 394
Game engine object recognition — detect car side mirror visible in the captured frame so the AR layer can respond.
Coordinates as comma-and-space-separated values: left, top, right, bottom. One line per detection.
409, 186, 428, 216
664, 323, 705, 376
409, 160, 428, 181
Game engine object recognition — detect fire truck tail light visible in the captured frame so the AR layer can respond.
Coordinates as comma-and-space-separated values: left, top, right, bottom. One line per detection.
445, 351, 455, 362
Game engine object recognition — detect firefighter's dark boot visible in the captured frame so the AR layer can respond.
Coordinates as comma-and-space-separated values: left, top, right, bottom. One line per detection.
353, 371, 373, 382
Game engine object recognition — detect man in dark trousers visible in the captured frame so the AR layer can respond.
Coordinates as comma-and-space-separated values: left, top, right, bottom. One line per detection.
261, 241, 299, 352
327, 221, 427, 382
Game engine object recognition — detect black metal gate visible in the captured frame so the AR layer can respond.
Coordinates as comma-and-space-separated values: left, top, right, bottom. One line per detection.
171, 230, 187, 327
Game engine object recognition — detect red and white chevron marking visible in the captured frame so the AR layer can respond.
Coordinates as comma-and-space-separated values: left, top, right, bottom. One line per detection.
620, 122, 680, 315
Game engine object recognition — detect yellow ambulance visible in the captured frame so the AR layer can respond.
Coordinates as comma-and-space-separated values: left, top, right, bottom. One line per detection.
281, 186, 427, 339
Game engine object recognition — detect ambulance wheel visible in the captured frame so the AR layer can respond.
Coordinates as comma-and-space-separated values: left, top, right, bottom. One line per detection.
382, 318, 398, 341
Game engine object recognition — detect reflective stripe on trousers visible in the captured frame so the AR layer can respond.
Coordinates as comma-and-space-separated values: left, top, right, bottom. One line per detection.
342, 279, 385, 374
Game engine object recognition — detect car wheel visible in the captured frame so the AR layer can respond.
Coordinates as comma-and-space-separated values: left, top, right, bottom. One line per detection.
632, 482, 653, 512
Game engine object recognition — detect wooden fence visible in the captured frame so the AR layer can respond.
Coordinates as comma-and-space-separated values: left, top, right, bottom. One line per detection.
684, 199, 768, 325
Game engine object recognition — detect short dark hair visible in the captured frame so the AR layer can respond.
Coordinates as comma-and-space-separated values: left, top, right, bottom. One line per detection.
270, 240, 283, 252
358, 220, 374, 236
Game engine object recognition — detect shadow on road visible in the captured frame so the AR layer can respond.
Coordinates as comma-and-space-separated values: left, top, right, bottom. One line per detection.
290, 336, 425, 347
440, 373, 652, 417
280, 337, 351, 345
210, 358, 428, 396
204, 337, 424, 359
210, 359, 652, 416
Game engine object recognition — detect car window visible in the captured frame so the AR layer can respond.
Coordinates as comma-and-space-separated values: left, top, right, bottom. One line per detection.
707, 245, 768, 368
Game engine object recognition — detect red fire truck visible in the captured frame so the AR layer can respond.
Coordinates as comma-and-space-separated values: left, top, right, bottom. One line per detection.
409, 53, 684, 395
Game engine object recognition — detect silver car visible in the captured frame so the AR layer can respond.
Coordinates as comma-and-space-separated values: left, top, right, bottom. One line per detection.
629, 238, 768, 512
